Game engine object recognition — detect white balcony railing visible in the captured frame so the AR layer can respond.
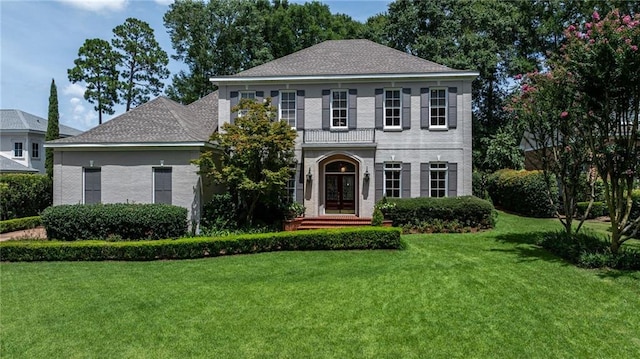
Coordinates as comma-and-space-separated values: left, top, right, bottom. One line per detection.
303, 128, 375, 144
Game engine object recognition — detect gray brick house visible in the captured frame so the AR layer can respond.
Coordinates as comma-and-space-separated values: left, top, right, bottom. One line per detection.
48, 39, 477, 224
212, 40, 477, 218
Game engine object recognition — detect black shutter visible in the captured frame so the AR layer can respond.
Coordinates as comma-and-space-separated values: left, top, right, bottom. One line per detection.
374, 163, 383, 202
348, 89, 357, 130
295, 164, 304, 205
230, 91, 239, 124
84, 168, 101, 204
448, 87, 457, 129
375, 88, 383, 129
154, 168, 172, 204
402, 163, 411, 198
420, 88, 429, 129
402, 88, 411, 130
296, 90, 305, 130
270, 90, 279, 115
322, 89, 330, 130
448, 163, 458, 197
420, 163, 429, 197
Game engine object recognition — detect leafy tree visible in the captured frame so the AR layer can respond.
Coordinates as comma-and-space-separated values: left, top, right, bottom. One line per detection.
67, 38, 120, 125
194, 99, 297, 226
45, 78, 60, 179
561, 10, 640, 253
112, 18, 170, 111
481, 126, 524, 173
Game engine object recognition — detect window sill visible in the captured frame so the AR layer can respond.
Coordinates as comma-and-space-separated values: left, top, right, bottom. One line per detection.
428, 127, 449, 131
329, 128, 349, 132
383, 127, 403, 132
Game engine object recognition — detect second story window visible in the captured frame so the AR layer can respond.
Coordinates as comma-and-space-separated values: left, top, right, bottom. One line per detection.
31, 142, 40, 159
385, 89, 401, 128
430, 89, 447, 128
13, 142, 23, 158
280, 90, 296, 127
239, 91, 256, 117
331, 90, 348, 128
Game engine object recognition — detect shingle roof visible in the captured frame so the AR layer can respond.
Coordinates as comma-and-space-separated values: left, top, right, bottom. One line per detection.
48, 92, 218, 145
0, 109, 82, 136
228, 39, 460, 78
0, 156, 38, 173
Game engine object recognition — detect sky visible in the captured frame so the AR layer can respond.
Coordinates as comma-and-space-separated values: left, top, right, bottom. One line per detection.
0, 0, 391, 132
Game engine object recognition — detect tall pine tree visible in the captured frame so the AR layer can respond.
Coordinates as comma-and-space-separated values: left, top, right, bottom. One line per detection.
45, 78, 60, 179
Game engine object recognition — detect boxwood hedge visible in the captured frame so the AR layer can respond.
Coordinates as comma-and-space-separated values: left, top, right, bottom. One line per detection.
380, 196, 496, 229
41, 203, 188, 241
487, 169, 558, 217
0, 227, 403, 262
0, 216, 41, 234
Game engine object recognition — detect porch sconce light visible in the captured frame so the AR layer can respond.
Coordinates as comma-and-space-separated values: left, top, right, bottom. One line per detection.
89, 160, 94, 168
306, 168, 313, 182
160, 160, 164, 167
364, 166, 370, 181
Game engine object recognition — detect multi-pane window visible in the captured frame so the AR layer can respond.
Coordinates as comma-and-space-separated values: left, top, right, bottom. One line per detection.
384, 162, 402, 198
13, 142, 23, 157
430, 89, 447, 127
280, 91, 296, 127
238, 91, 256, 117
430, 163, 447, 197
31, 143, 40, 159
331, 90, 348, 128
384, 89, 401, 128
285, 174, 296, 202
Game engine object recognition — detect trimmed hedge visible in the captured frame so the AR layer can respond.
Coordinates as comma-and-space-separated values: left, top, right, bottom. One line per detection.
487, 169, 557, 217
0, 174, 52, 220
576, 202, 608, 219
0, 216, 41, 234
41, 203, 188, 241
0, 227, 403, 262
380, 196, 496, 229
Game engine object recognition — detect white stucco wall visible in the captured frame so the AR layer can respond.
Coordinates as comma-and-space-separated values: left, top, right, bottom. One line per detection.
0, 132, 45, 172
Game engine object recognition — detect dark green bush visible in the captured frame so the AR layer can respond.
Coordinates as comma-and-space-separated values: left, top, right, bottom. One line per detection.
487, 169, 557, 217
576, 202, 608, 219
0, 227, 403, 262
538, 231, 640, 270
0, 174, 52, 220
201, 193, 239, 230
371, 207, 384, 226
472, 171, 491, 200
379, 196, 496, 230
0, 216, 41, 234
41, 203, 187, 241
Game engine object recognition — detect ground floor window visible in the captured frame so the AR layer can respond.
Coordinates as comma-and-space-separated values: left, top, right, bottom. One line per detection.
154, 168, 172, 204
384, 162, 402, 198
84, 168, 101, 204
430, 163, 447, 197
285, 174, 296, 202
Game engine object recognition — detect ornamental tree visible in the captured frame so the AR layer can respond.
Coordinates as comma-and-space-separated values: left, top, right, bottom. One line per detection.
194, 99, 297, 226
45, 78, 60, 179
561, 10, 640, 253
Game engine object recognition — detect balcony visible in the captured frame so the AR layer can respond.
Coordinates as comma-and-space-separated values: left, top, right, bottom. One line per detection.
302, 128, 376, 148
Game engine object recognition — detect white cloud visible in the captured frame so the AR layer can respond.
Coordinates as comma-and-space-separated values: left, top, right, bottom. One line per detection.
154, 0, 174, 5
64, 96, 97, 130
58, 0, 128, 12
64, 83, 86, 98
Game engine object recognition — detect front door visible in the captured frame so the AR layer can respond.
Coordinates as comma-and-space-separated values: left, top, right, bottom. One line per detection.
325, 174, 355, 214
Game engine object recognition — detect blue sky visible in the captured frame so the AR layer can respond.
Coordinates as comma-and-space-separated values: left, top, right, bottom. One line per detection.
0, 0, 390, 132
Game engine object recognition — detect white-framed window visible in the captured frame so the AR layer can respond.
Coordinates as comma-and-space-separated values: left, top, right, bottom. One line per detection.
430, 162, 448, 197
13, 142, 23, 158
384, 162, 402, 198
285, 174, 296, 202
280, 90, 296, 127
238, 91, 256, 117
31, 142, 40, 159
384, 89, 401, 128
331, 89, 348, 128
430, 89, 447, 128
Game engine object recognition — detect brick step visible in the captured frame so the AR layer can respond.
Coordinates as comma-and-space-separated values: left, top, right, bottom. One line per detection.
297, 216, 372, 230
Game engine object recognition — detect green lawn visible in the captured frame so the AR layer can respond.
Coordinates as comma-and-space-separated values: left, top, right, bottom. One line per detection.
2, 213, 639, 358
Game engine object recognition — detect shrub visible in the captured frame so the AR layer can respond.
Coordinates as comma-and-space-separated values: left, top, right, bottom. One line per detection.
0, 227, 403, 262
0, 216, 42, 234
41, 203, 187, 241
0, 174, 52, 220
472, 171, 491, 200
487, 169, 557, 217
576, 202, 608, 219
371, 207, 384, 226
537, 231, 640, 270
379, 196, 496, 230
201, 193, 239, 231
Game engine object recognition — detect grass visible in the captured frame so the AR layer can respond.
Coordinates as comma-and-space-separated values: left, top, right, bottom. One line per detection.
1, 212, 639, 358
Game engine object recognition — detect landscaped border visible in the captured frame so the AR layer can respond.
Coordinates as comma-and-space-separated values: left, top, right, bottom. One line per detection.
0, 216, 41, 234
0, 227, 403, 262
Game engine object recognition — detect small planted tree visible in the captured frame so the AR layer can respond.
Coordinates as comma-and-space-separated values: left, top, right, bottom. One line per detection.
194, 99, 297, 227
45, 79, 60, 179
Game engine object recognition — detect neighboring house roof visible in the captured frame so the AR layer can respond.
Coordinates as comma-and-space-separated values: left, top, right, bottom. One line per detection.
0, 155, 39, 173
0, 109, 82, 136
211, 39, 477, 82
47, 92, 218, 146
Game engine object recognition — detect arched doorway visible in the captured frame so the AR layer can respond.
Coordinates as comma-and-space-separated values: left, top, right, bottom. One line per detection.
324, 160, 356, 214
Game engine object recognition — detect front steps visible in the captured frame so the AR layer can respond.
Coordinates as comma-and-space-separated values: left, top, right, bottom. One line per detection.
296, 216, 373, 230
